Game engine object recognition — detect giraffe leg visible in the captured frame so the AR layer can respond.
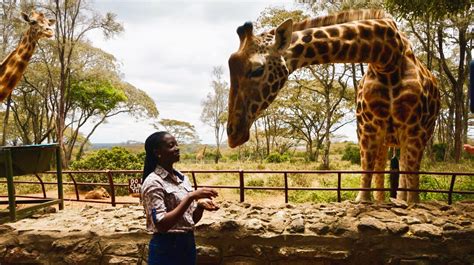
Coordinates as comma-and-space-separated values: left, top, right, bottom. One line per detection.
398, 143, 423, 203
397, 174, 407, 201
355, 135, 377, 202
373, 144, 388, 202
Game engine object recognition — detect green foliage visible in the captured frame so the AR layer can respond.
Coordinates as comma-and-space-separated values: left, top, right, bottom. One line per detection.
71, 147, 142, 170
70, 79, 127, 112
70, 147, 143, 193
289, 174, 311, 187
265, 152, 290, 163
384, 0, 471, 20
246, 178, 264, 187
341, 144, 361, 165
158, 119, 199, 144
266, 174, 284, 187
256, 7, 308, 30
432, 143, 447, 162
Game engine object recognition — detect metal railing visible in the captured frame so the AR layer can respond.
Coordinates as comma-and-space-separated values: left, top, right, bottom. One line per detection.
1, 169, 473, 206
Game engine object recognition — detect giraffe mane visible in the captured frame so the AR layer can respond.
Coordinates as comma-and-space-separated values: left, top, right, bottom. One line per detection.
292, 9, 390, 31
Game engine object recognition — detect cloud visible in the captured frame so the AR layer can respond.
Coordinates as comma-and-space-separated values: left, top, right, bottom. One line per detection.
84, 0, 351, 145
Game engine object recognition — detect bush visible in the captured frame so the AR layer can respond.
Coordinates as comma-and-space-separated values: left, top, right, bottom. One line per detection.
432, 143, 446, 162
71, 147, 142, 170
265, 152, 290, 163
341, 144, 361, 165
70, 147, 143, 193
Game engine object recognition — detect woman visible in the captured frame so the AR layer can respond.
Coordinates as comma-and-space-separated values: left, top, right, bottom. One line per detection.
141, 131, 219, 265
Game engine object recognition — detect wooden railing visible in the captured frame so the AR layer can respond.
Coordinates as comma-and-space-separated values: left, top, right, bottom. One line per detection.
1, 169, 473, 206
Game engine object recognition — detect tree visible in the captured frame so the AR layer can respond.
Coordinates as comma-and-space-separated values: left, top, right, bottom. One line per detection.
50, 0, 124, 166
1, 1, 158, 166
201, 66, 229, 163
156, 118, 199, 144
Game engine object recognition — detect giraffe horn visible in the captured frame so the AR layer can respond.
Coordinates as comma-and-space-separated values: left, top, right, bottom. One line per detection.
237, 21, 253, 42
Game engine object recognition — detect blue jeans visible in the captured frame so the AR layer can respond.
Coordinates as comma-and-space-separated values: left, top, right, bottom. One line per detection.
148, 232, 196, 265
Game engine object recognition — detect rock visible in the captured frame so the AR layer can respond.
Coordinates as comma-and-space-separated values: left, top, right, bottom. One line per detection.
443, 223, 463, 231
357, 217, 387, 233
386, 222, 409, 235
197, 245, 221, 264
219, 220, 240, 231
278, 247, 349, 259
410, 224, 442, 238
307, 223, 330, 235
288, 215, 305, 233
364, 210, 399, 220
106, 256, 139, 264
245, 218, 265, 232
402, 216, 422, 225
391, 207, 409, 216
102, 242, 138, 256
389, 198, 408, 208
268, 211, 288, 234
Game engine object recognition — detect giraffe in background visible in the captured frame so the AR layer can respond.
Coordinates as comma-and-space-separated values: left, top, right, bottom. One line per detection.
196, 145, 207, 163
226, 10, 440, 203
0, 11, 55, 102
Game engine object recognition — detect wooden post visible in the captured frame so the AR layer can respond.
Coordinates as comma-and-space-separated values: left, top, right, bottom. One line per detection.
106, 170, 116, 207
56, 145, 64, 210
5, 149, 16, 221
239, 170, 244, 203
337, 172, 342, 202
448, 174, 456, 205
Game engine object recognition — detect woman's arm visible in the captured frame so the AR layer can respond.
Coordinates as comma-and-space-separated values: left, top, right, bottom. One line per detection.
157, 188, 218, 232
157, 194, 195, 232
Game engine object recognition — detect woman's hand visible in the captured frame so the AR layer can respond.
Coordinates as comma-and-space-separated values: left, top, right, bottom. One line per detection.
190, 188, 218, 200
197, 198, 220, 211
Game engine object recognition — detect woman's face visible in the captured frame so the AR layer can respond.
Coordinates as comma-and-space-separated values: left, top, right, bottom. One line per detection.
156, 133, 180, 164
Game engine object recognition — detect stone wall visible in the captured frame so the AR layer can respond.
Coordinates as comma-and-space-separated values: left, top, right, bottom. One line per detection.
0, 199, 473, 264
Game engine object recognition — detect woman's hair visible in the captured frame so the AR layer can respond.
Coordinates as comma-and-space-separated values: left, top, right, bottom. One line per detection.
142, 131, 169, 181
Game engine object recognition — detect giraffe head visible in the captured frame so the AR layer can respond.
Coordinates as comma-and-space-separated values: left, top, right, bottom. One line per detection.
227, 19, 293, 148
21, 11, 55, 40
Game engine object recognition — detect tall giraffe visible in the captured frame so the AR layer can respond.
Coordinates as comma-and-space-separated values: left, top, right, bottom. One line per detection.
0, 11, 55, 102
227, 10, 440, 203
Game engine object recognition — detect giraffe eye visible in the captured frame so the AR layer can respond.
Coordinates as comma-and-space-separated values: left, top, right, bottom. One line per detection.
247, 67, 264, 78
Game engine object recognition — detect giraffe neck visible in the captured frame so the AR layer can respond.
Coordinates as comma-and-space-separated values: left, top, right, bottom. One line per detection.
0, 29, 37, 99
284, 19, 404, 73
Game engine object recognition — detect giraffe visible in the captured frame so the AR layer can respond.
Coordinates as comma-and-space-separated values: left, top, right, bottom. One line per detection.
0, 11, 55, 102
196, 145, 207, 163
227, 10, 440, 204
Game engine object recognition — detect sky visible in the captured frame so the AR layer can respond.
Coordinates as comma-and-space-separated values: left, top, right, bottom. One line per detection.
85, 0, 358, 144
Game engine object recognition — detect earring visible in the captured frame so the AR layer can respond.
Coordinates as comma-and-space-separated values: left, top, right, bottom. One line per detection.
158, 155, 161, 158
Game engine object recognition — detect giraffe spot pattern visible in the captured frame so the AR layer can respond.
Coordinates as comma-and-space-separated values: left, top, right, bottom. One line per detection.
368, 100, 390, 118
314, 30, 329, 39
327, 27, 339, 37
359, 26, 372, 40
342, 28, 356, 40
305, 48, 315, 58
302, 34, 312, 43
314, 42, 329, 55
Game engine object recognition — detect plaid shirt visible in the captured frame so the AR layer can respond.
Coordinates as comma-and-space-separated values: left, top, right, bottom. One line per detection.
141, 165, 197, 233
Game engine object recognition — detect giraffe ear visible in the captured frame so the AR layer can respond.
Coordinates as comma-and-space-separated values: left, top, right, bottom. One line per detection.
21, 12, 30, 22
273, 19, 293, 52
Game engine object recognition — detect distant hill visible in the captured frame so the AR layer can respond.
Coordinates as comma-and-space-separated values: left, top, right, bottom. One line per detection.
90, 140, 143, 151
